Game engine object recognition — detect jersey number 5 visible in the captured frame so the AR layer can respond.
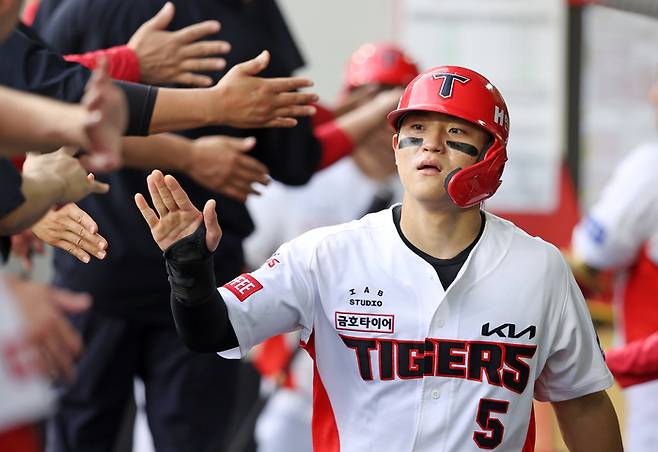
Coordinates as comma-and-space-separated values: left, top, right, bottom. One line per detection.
473, 398, 509, 449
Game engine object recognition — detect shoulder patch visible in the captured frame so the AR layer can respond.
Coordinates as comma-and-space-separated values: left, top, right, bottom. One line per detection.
224, 274, 263, 302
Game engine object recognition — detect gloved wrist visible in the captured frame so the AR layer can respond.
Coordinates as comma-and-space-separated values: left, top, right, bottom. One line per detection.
164, 222, 217, 305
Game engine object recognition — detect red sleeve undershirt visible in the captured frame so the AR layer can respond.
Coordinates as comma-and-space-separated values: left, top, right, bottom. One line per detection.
64, 46, 141, 83
606, 332, 658, 388
22, 0, 141, 83
312, 103, 355, 171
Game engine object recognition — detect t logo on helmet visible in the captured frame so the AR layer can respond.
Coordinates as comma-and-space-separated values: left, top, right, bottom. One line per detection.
432, 72, 470, 98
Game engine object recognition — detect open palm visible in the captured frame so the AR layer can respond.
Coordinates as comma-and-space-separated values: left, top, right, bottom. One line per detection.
135, 170, 222, 252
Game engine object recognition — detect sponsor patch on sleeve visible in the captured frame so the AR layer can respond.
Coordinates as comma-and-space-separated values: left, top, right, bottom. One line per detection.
335, 312, 395, 334
223, 274, 263, 302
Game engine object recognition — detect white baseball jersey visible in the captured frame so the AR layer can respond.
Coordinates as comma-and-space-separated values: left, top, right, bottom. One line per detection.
572, 141, 658, 271
220, 209, 612, 452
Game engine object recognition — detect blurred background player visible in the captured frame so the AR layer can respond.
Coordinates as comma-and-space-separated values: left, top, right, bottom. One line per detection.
570, 70, 658, 451
244, 42, 418, 452
245, 42, 418, 266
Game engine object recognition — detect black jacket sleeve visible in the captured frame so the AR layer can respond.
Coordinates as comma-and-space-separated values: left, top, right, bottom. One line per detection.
164, 224, 239, 352
0, 23, 156, 136
0, 159, 25, 218
0, 159, 25, 263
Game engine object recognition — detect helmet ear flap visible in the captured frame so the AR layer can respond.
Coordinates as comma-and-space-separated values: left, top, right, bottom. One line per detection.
446, 141, 507, 208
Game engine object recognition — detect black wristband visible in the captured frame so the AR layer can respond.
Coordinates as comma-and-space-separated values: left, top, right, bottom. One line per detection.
164, 222, 217, 305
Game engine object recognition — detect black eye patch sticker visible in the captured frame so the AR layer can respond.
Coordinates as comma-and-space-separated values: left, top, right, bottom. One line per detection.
447, 141, 479, 157
398, 137, 424, 148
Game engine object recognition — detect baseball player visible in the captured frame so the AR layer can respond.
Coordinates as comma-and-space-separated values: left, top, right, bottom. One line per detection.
571, 72, 658, 451
136, 66, 622, 451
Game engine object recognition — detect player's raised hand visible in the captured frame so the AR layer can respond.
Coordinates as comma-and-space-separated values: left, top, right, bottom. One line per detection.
135, 170, 222, 252
211, 50, 318, 128
127, 2, 231, 87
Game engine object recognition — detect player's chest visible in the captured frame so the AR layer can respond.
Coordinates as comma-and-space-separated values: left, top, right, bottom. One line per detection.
317, 260, 544, 339
316, 263, 545, 387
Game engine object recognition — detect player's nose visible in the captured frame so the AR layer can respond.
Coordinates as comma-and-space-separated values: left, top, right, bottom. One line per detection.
420, 132, 445, 154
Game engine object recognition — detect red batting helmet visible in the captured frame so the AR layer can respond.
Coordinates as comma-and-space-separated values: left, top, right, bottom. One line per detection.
344, 43, 419, 89
387, 66, 510, 208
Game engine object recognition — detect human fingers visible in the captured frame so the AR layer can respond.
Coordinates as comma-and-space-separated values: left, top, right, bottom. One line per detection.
142, 1, 175, 31
234, 158, 270, 185
172, 72, 214, 87
179, 40, 231, 59
50, 288, 92, 314
219, 185, 249, 203
232, 136, 257, 152
266, 76, 315, 93
146, 171, 168, 217
233, 50, 270, 76
53, 238, 92, 263
163, 174, 197, 211
134, 193, 159, 229
179, 57, 227, 73
202, 199, 222, 251
88, 178, 111, 194
59, 207, 106, 250
173, 20, 221, 44
224, 178, 261, 199
270, 104, 317, 118
42, 320, 78, 382
54, 231, 105, 261
62, 202, 100, 235
262, 117, 298, 128
271, 91, 318, 107
153, 171, 179, 212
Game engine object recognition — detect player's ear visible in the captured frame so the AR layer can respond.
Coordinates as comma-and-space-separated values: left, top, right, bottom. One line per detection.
392, 134, 400, 166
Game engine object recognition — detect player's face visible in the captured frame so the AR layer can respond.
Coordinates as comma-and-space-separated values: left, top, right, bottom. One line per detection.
393, 111, 491, 206
0, 0, 22, 42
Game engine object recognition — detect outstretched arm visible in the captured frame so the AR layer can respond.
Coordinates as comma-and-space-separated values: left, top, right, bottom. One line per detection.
123, 133, 269, 203
135, 170, 238, 351
0, 148, 109, 235
552, 391, 623, 452
149, 50, 317, 133
0, 60, 126, 172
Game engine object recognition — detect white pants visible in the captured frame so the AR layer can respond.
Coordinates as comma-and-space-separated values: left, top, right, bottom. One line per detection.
625, 379, 658, 452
